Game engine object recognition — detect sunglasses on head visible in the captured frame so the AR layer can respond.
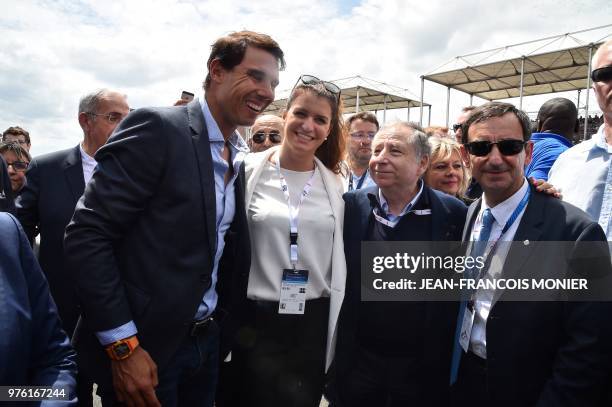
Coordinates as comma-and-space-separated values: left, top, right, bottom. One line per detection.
464, 139, 526, 157
591, 66, 612, 83
295, 75, 341, 99
252, 131, 282, 144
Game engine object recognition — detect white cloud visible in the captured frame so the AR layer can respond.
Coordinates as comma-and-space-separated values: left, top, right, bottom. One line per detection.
0, 0, 610, 155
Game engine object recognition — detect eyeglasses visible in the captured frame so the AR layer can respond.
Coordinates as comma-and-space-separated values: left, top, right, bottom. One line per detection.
252, 131, 282, 144
6, 161, 28, 171
295, 75, 341, 99
452, 123, 462, 132
591, 66, 612, 83
350, 131, 376, 140
464, 139, 526, 157
87, 112, 126, 124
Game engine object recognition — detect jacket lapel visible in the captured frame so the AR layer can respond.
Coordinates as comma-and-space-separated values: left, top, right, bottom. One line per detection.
64, 145, 86, 202
188, 100, 217, 262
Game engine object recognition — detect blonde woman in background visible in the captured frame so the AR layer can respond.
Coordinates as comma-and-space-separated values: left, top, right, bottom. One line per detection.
424, 136, 471, 203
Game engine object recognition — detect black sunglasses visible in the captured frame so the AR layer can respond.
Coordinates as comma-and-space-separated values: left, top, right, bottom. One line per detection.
295, 75, 341, 99
252, 131, 282, 144
591, 66, 612, 83
6, 161, 28, 171
464, 140, 526, 157
452, 123, 462, 132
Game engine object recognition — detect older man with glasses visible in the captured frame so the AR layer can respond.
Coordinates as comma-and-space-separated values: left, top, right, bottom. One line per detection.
16, 88, 129, 406
248, 114, 284, 152
549, 39, 612, 241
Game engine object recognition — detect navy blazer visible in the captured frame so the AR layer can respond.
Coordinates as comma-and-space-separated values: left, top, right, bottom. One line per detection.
0, 212, 77, 404
17, 145, 85, 336
455, 186, 612, 407
64, 100, 250, 389
333, 185, 467, 405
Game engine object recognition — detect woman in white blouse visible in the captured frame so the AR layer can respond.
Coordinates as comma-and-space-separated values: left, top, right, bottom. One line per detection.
231, 75, 347, 407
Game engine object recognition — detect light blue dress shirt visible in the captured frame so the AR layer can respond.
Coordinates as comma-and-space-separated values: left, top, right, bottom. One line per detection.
96, 97, 248, 345
549, 125, 612, 241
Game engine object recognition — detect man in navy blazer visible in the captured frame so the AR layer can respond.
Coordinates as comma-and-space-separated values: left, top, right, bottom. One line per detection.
450, 102, 612, 407
64, 31, 284, 406
331, 122, 467, 406
0, 212, 77, 405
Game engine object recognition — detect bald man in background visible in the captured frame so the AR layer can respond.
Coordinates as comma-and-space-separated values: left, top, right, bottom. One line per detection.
248, 114, 284, 152
525, 97, 577, 181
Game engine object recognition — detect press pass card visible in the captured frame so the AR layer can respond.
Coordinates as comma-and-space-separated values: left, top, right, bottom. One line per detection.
279, 269, 309, 315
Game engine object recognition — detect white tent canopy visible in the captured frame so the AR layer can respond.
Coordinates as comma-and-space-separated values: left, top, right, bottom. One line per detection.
264, 75, 430, 123
420, 24, 612, 139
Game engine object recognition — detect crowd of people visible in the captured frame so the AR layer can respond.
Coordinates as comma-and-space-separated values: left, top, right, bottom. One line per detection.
0, 31, 611, 407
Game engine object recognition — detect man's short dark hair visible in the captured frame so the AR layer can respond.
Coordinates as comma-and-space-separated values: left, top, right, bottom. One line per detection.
346, 111, 380, 131
2, 126, 30, 145
0, 141, 31, 162
204, 31, 285, 89
536, 97, 578, 140
462, 102, 531, 144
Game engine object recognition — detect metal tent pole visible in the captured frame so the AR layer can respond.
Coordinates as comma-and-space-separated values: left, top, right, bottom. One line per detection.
583, 45, 594, 140
469, 94, 474, 106
383, 94, 387, 124
445, 87, 451, 127
355, 87, 360, 113
428, 106, 432, 126
419, 76, 425, 126
519, 56, 525, 109
577, 89, 581, 113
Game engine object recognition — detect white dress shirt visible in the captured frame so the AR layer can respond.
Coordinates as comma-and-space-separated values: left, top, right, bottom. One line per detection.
469, 179, 529, 358
79, 143, 97, 185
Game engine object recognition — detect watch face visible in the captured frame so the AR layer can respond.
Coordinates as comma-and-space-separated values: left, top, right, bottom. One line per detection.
114, 343, 131, 358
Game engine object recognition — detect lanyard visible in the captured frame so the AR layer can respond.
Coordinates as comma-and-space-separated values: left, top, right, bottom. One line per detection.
274, 154, 316, 268
348, 170, 368, 191
472, 186, 531, 282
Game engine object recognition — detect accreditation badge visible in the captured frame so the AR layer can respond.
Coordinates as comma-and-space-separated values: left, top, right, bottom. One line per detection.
279, 268, 309, 315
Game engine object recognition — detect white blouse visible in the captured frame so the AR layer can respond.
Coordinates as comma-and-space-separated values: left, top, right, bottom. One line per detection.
247, 160, 334, 301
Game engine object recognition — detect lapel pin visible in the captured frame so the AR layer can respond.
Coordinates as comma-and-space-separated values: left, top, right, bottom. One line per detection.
523, 239, 530, 246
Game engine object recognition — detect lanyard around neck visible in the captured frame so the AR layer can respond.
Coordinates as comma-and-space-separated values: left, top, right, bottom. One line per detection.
274, 153, 316, 268
349, 169, 368, 191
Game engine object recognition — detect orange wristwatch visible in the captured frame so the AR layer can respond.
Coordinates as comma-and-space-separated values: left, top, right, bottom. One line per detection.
105, 336, 140, 360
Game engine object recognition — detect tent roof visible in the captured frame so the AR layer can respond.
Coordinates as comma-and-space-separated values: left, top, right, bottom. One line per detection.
264, 75, 429, 115
422, 25, 612, 100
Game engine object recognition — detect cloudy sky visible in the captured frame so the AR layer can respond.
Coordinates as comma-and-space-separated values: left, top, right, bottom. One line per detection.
1, 0, 611, 155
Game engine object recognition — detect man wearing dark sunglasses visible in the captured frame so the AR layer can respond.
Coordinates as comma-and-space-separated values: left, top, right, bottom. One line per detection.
451, 101, 612, 407
549, 39, 612, 241
248, 114, 284, 152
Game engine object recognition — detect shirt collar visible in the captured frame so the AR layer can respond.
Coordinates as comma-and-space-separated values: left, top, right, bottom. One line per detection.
530, 132, 573, 148
79, 143, 96, 163
481, 178, 529, 227
379, 179, 425, 217
592, 124, 612, 154
199, 93, 249, 153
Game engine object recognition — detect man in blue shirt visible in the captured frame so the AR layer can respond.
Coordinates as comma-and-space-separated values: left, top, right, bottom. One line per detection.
64, 31, 285, 407
525, 97, 576, 181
